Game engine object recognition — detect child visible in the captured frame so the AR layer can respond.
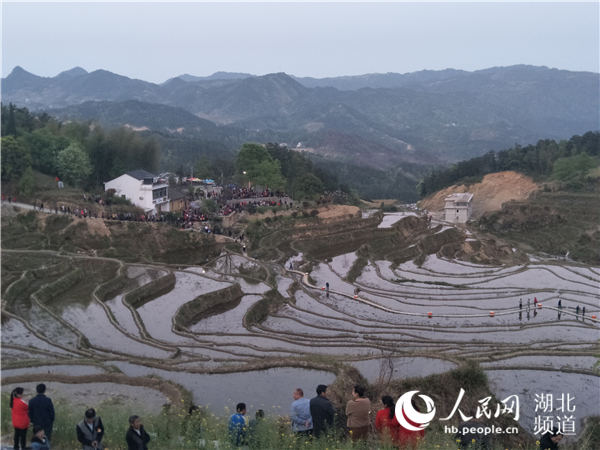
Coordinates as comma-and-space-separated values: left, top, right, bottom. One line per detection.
31, 425, 51, 450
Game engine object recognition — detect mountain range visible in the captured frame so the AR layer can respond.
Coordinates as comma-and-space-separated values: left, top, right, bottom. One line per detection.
2, 65, 598, 170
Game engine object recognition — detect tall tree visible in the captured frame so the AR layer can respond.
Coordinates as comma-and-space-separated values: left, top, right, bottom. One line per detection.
293, 173, 324, 200
1, 136, 31, 181
18, 166, 35, 195
56, 143, 92, 187
23, 129, 69, 175
236, 143, 286, 190
5, 103, 17, 136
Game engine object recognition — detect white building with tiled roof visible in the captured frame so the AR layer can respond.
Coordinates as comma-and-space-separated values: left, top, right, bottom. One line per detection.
104, 169, 169, 214
444, 193, 473, 223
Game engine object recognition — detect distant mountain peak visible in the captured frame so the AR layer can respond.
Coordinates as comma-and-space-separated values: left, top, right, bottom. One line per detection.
169, 72, 255, 83
257, 72, 301, 84
208, 71, 254, 80
57, 66, 88, 78
239, 72, 306, 94
6, 65, 40, 80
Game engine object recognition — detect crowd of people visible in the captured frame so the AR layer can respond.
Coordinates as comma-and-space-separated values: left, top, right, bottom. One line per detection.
228, 383, 564, 450
226, 186, 287, 200
220, 198, 292, 216
10, 381, 565, 449
2, 183, 294, 228
9, 383, 150, 450
227, 384, 424, 449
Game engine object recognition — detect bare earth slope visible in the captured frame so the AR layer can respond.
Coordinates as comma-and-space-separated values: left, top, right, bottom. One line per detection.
418, 171, 538, 218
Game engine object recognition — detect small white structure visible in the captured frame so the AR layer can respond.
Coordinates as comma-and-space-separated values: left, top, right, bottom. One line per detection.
104, 169, 169, 214
444, 193, 473, 223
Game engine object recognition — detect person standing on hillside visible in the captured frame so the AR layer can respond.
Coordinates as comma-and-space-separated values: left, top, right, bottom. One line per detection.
10, 387, 30, 450
375, 395, 400, 446
126, 415, 150, 450
290, 388, 313, 436
228, 402, 249, 447
28, 384, 55, 442
76, 408, 104, 450
310, 384, 335, 439
345, 385, 371, 441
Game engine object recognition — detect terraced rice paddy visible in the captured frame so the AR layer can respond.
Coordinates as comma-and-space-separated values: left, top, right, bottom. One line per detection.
1, 216, 599, 430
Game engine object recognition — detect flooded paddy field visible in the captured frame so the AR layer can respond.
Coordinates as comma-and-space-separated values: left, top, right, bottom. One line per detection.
486, 370, 599, 434
3, 381, 170, 413
2, 214, 598, 424
109, 361, 336, 415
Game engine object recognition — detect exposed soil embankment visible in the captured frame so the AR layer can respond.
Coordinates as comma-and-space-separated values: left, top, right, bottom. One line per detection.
36, 268, 84, 303
245, 288, 286, 326
317, 205, 361, 222
291, 213, 385, 260
124, 272, 176, 308
419, 171, 538, 218
174, 283, 243, 329
96, 274, 131, 301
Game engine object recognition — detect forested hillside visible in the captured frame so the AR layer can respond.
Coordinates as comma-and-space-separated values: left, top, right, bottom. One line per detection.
1, 103, 160, 193
418, 132, 600, 197
0, 104, 351, 202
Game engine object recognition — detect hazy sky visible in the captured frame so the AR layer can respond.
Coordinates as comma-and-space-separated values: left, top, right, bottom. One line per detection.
2, 2, 598, 83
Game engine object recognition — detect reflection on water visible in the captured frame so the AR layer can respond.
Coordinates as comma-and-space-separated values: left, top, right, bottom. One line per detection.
110, 361, 336, 415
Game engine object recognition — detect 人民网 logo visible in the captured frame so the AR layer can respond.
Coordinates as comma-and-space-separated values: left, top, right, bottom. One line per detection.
395, 390, 436, 431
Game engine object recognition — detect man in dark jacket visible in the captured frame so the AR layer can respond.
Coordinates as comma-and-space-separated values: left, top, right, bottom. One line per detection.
28, 384, 55, 441
309, 384, 335, 438
539, 427, 563, 450
76, 408, 104, 449
126, 415, 150, 450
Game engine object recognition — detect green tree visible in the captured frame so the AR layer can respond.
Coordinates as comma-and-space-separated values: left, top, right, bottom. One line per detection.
194, 156, 213, 179
23, 129, 69, 175
252, 159, 285, 190
552, 153, 599, 188
18, 166, 35, 195
203, 198, 217, 213
293, 173, 324, 200
56, 143, 92, 187
5, 103, 17, 136
1, 136, 31, 181
236, 143, 286, 190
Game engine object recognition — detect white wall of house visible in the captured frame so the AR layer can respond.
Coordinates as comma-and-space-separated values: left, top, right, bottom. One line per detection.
104, 174, 168, 213
444, 202, 471, 223
444, 194, 473, 223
